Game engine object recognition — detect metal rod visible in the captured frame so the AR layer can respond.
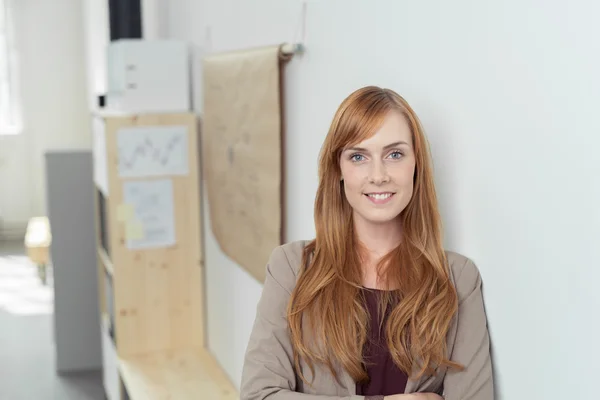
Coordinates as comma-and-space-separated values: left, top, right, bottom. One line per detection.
280, 43, 305, 55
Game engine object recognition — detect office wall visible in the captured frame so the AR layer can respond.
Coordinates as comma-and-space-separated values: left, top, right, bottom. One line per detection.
166, 1, 600, 398
0, 0, 90, 235
165, 0, 305, 388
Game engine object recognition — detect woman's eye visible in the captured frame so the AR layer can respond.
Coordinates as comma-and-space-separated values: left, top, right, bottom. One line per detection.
350, 154, 365, 162
388, 151, 403, 159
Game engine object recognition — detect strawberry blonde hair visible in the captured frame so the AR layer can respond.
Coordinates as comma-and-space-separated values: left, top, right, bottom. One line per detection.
287, 86, 463, 386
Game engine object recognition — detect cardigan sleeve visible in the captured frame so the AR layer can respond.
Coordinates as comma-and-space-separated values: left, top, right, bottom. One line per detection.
240, 245, 364, 400
443, 258, 495, 400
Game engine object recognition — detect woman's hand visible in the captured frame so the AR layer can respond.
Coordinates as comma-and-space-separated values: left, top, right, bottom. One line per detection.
384, 394, 443, 400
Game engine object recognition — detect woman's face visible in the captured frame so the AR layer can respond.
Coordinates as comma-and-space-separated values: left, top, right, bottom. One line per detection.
339, 111, 416, 227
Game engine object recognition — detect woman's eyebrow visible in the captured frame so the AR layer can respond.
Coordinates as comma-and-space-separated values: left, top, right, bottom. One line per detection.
345, 141, 409, 153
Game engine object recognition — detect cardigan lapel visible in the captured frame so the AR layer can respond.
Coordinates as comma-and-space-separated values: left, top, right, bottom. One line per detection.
341, 368, 356, 395
404, 377, 420, 393
404, 361, 426, 393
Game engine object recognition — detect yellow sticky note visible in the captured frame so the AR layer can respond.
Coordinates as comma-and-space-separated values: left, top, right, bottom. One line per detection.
126, 220, 144, 240
117, 203, 135, 222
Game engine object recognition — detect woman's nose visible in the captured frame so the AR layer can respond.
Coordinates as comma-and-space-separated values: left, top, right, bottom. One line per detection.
368, 160, 390, 184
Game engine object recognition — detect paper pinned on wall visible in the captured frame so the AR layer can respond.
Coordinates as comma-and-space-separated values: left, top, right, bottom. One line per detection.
122, 179, 176, 249
117, 125, 189, 178
125, 219, 145, 240
116, 203, 135, 222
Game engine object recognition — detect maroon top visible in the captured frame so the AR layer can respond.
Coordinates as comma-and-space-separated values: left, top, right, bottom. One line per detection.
355, 288, 408, 396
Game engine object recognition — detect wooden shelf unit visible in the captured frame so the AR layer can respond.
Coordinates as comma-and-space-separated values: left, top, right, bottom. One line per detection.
119, 349, 238, 400
98, 247, 114, 277
92, 112, 237, 400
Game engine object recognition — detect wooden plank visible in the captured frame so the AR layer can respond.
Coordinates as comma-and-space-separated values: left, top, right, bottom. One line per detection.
101, 113, 204, 357
94, 184, 107, 323
119, 349, 238, 400
98, 247, 115, 277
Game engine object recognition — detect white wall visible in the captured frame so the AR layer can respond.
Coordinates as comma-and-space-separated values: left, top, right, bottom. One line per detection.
82, 0, 109, 109
0, 0, 90, 234
166, 1, 600, 398
141, 0, 170, 40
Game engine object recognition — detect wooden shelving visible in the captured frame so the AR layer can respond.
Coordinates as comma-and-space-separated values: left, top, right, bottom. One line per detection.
92, 112, 237, 399
98, 248, 114, 277
119, 350, 237, 400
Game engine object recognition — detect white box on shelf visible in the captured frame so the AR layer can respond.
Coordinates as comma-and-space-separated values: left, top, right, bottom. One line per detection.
106, 39, 190, 113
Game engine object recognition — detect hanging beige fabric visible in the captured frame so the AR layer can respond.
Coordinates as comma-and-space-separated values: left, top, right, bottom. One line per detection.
202, 45, 292, 283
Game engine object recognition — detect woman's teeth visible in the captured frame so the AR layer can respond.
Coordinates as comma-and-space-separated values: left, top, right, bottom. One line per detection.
367, 193, 393, 200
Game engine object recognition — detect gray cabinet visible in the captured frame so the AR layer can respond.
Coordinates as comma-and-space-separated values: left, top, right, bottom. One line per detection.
45, 150, 102, 373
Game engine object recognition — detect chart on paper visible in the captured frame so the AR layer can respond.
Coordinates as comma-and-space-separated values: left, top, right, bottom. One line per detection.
117, 125, 189, 178
122, 179, 176, 249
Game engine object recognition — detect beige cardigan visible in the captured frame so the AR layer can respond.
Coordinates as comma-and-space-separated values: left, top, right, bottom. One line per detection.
240, 240, 494, 400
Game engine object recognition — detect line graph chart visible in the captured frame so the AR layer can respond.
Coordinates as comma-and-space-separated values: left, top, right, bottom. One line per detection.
117, 125, 189, 177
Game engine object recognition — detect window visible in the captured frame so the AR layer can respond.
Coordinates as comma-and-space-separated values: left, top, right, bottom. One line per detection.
0, 0, 20, 134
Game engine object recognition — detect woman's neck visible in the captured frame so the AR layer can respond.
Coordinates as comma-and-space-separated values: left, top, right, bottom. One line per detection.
353, 215, 402, 260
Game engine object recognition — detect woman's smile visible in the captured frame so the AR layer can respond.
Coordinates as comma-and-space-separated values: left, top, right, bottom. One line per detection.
364, 192, 396, 204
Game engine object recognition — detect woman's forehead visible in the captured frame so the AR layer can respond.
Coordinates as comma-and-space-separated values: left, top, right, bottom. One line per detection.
345, 112, 412, 150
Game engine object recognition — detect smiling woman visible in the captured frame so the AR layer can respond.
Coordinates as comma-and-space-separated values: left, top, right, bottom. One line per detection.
241, 86, 494, 400
339, 111, 416, 231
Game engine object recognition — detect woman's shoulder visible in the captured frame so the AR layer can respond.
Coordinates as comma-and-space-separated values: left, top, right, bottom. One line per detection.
444, 250, 484, 298
267, 239, 313, 279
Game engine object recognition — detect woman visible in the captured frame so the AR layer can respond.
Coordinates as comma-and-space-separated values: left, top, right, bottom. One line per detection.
241, 86, 494, 400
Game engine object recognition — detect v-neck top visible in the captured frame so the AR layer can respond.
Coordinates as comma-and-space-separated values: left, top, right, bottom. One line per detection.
355, 288, 408, 396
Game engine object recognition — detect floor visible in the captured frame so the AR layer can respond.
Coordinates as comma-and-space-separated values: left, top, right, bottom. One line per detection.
0, 239, 104, 400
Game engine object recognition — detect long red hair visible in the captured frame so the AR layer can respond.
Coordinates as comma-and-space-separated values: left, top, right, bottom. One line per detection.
287, 86, 463, 386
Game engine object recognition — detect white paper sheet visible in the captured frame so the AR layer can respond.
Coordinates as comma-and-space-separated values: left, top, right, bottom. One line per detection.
117, 125, 189, 178
122, 179, 176, 249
